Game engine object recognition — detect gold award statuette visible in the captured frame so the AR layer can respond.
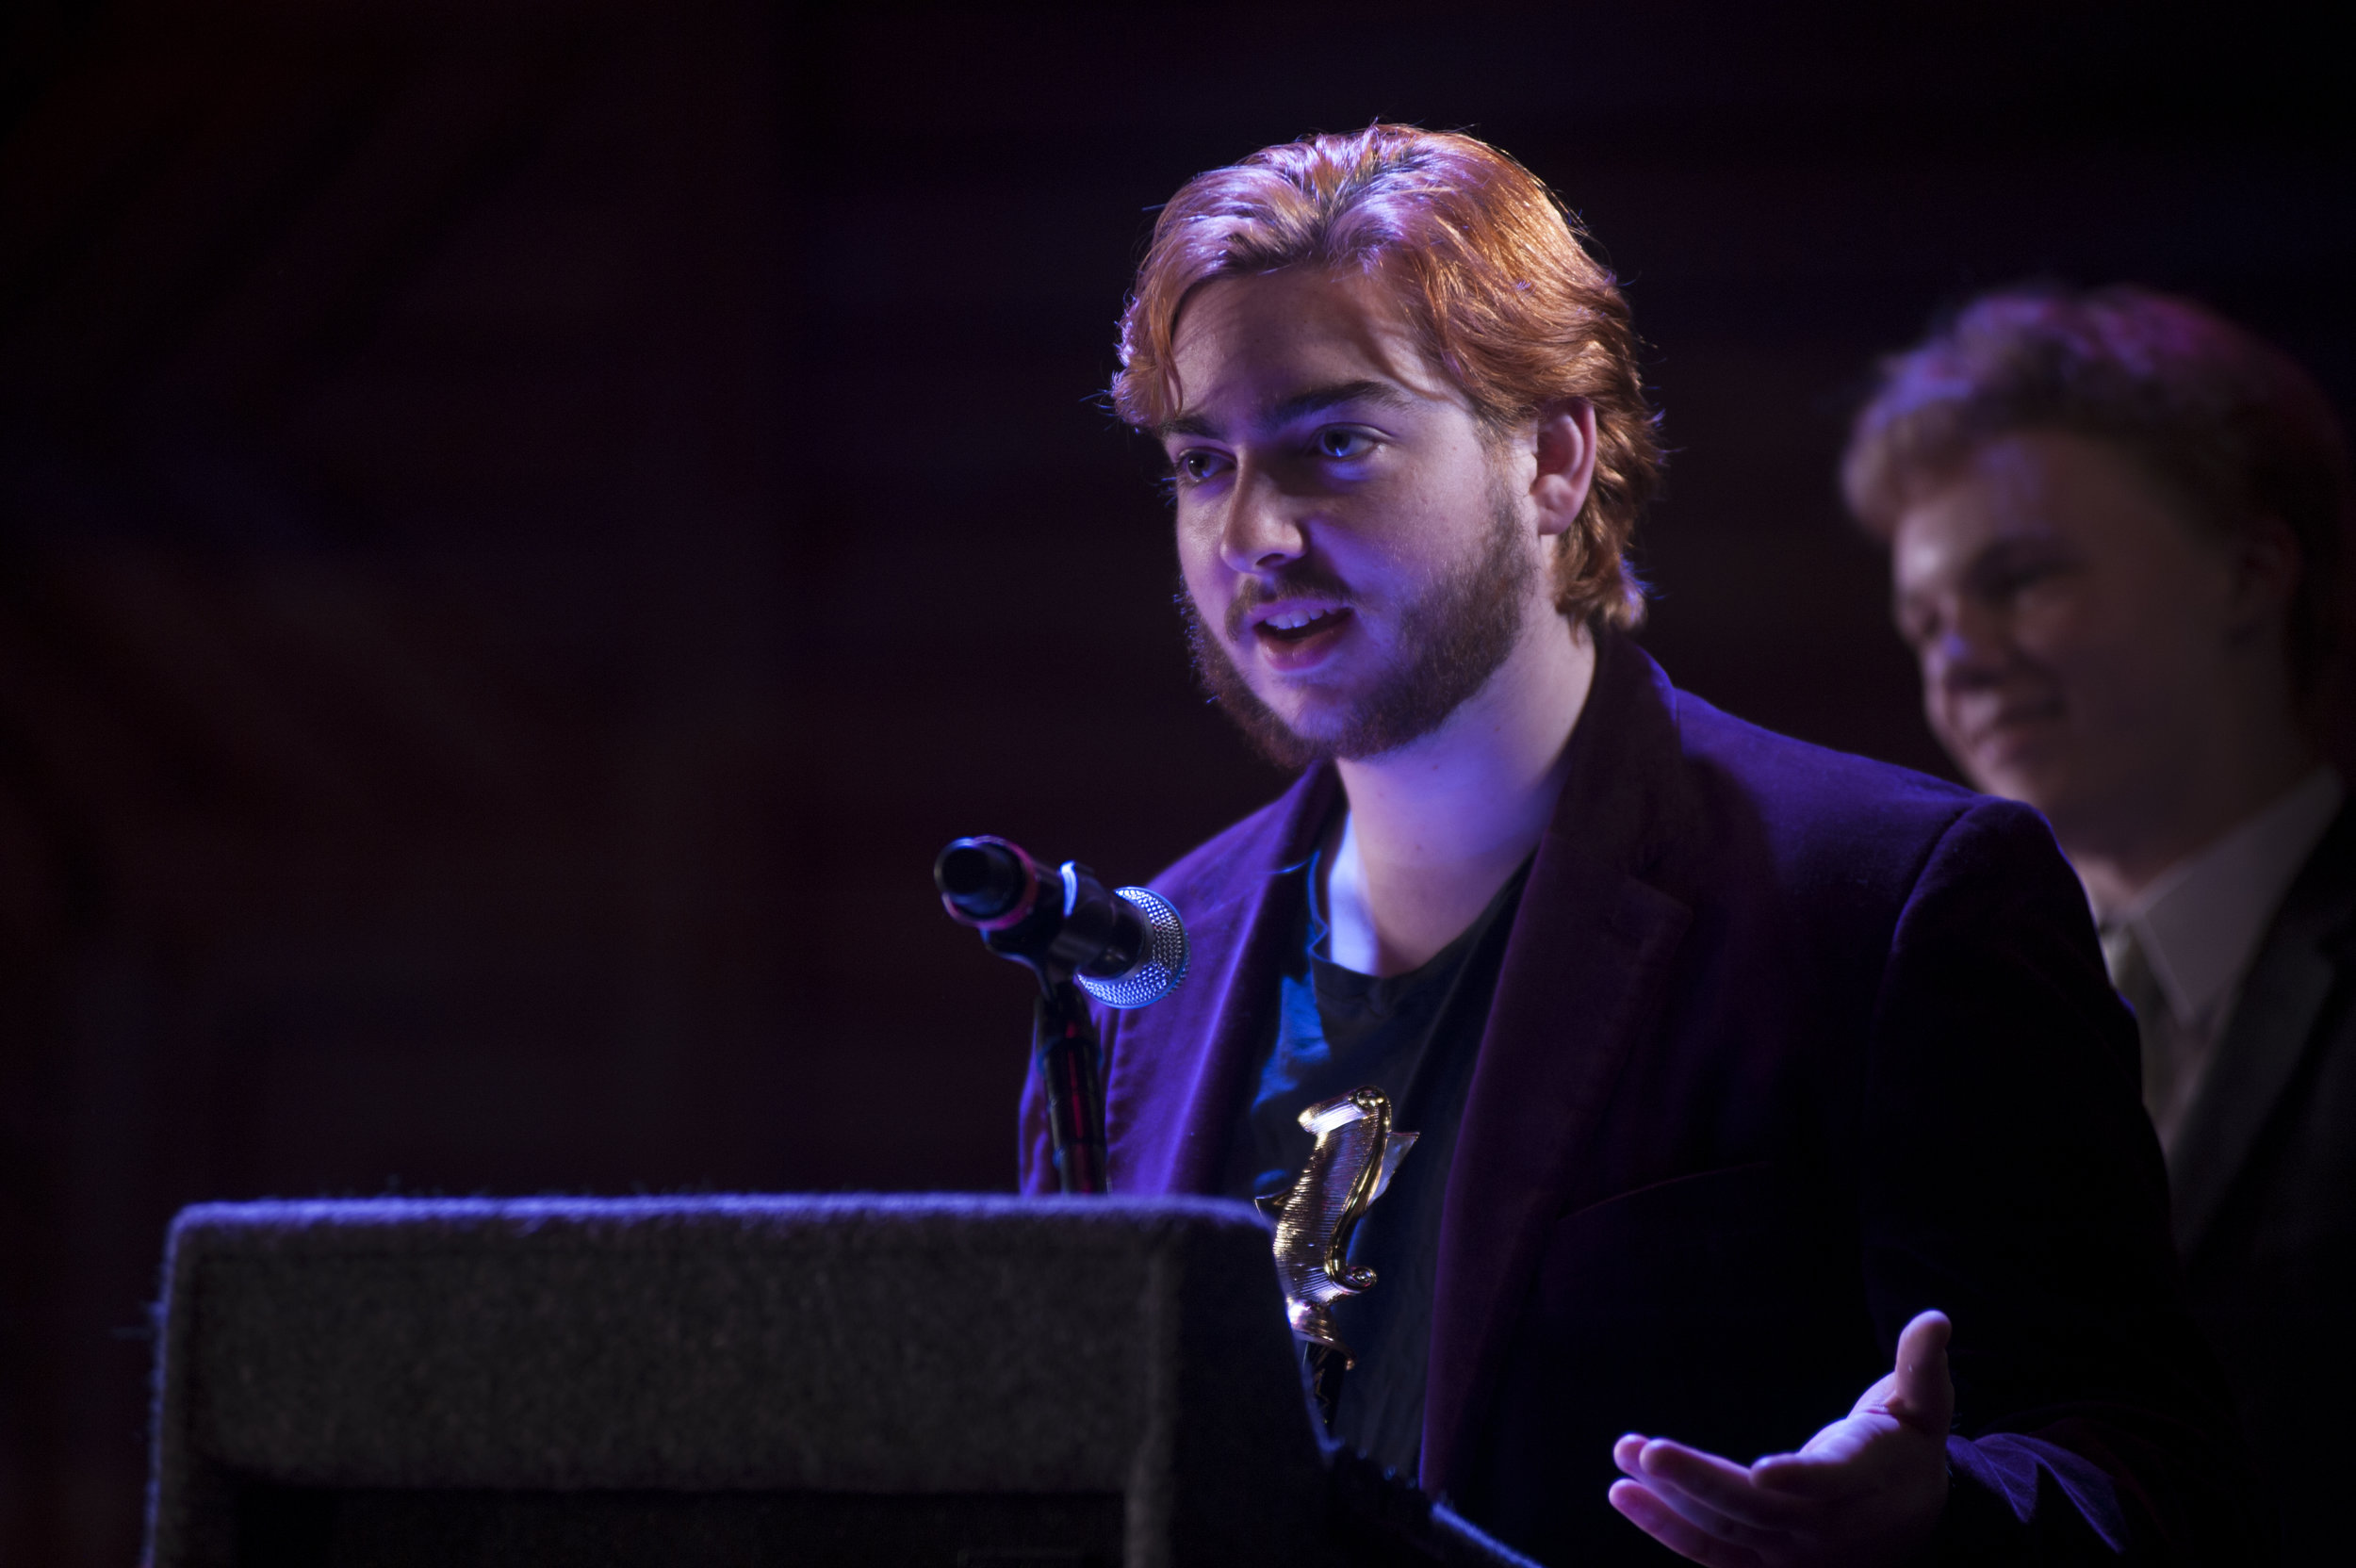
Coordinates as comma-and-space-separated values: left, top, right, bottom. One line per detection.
1268, 1086, 1418, 1367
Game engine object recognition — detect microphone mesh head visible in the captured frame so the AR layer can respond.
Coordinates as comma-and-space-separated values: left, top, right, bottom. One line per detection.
1077, 887, 1189, 1009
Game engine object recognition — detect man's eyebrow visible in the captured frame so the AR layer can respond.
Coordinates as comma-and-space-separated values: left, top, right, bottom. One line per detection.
1157, 379, 1414, 442
1963, 534, 2077, 581
1265, 379, 1413, 427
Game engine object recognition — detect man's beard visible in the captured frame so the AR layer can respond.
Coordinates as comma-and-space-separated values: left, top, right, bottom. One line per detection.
1179, 492, 1538, 771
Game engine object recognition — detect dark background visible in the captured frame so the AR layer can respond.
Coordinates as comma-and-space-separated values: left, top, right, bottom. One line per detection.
2, 1, 2349, 1560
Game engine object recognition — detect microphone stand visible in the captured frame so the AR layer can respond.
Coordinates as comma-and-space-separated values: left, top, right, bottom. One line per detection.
935, 837, 1161, 1200
1032, 969, 1107, 1196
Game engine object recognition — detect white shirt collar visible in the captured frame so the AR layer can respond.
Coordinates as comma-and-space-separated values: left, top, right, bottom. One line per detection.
2098, 767, 2344, 1040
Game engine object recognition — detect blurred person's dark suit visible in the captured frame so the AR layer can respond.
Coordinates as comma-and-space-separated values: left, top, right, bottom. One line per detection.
2162, 802, 2356, 1566
1848, 285, 2356, 1563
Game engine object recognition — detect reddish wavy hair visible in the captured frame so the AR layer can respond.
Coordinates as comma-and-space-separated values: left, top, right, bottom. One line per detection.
1112, 125, 1661, 629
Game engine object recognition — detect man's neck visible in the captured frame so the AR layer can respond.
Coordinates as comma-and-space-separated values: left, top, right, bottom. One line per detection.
1319, 618, 1595, 976
2071, 730, 2321, 916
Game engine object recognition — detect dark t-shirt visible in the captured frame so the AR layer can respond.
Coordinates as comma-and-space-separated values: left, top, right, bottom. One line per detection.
1220, 848, 1528, 1476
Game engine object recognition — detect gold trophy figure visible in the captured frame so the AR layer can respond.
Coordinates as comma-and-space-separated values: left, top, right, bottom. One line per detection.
1265, 1086, 1418, 1418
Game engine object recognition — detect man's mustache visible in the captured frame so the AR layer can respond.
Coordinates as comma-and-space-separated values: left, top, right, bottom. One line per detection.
1221, 567, 1358, 641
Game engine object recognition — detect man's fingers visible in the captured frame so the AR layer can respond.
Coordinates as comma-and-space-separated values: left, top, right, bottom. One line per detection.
1888, 1309, 1955, 1434
1613, 1437, 1754, 1538
1608, 1479, 1767, 1568
1632, 1437, 1819, 1531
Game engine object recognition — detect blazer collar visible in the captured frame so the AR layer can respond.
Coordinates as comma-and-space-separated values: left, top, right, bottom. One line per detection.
2169, 800, 2356, 1258
1420, 630, 1698, 1494
1119, 763, 1341, 1195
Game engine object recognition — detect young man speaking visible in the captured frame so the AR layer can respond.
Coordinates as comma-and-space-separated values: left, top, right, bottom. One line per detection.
1020, 127, 2253, 1565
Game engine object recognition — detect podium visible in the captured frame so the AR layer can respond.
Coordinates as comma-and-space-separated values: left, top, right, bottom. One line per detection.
143, 1194, 1537, 1567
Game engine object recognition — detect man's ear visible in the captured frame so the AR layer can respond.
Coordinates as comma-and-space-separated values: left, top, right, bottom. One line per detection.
1530, 399, 1598, 539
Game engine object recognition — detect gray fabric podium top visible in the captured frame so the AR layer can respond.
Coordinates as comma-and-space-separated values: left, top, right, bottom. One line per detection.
145, 1194, 1537, 1568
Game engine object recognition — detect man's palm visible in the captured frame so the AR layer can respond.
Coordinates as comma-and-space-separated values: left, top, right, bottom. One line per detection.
1606, 1310, 1954, 1568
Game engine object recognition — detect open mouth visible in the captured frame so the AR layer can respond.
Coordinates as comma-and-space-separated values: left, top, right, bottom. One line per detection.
1254, 605, 1352, 645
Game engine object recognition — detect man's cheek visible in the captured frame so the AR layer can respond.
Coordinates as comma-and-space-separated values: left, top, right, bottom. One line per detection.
2010, 596, 2100, 674
1926, 707, 1981, 784
1919, 667, 1964, 744
1175, 550, 1233, 619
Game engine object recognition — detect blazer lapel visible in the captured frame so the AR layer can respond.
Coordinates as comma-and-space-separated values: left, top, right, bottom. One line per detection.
1420, 636, 1696, 1495
1104, 765, 1340, 1194
2168, 809, 2356, 1258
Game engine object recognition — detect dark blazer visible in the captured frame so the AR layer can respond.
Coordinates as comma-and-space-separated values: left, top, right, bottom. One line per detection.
1021, 633, 2256, 1565
2172, 805, 2356, 1565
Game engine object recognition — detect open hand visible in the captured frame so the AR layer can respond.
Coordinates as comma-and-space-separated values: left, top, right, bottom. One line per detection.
1607, 1309, 1953, 1568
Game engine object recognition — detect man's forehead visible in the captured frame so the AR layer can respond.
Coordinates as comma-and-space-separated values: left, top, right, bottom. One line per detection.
1162, 378, 1418, 440
1898, 435, 2124, 556
1891, 476, 2070, 596
1162, 269, 1456, 437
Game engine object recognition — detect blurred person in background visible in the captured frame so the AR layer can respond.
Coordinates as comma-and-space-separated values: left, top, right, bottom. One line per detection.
1847, 285, 2356, 1564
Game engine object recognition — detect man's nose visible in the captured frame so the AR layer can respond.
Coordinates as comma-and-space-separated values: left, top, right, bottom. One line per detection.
1217, 469, 1309, 575
1930, 601, 2010, 691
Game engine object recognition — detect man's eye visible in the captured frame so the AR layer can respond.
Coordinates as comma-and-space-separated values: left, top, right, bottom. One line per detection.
1315, 428, 1374, 460
1985, 552, 2077, 600
1171, 449, 1229, 483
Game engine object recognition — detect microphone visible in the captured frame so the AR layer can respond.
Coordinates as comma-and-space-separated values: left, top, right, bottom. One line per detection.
935, 836, 1189, 1008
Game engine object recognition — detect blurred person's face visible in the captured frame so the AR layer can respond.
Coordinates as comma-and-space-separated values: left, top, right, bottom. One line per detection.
1160, 266, 1555, 767
1890, 430, 2266, 851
